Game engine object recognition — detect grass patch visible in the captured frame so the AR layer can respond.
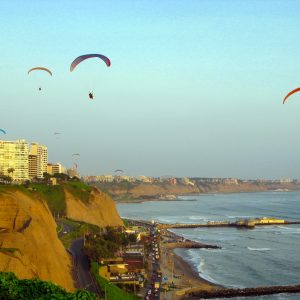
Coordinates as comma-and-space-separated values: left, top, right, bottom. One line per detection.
28, 184, 65, 215
64, 182, 92, 203
91, 262, 139, 300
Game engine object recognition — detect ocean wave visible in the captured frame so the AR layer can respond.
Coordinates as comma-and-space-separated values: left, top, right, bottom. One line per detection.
247, 247, 271, 251
226, 215, 255, 219
188, 216, 208, 221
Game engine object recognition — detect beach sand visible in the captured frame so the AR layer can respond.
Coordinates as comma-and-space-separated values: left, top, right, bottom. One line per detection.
160, 233, 220, 300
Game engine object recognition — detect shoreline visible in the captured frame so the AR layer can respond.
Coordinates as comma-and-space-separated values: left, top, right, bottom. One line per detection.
160, 229, 221, 299
114, 189, 300, 204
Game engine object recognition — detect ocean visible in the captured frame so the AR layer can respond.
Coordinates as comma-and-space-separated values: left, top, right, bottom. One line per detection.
117, 191, 300, 300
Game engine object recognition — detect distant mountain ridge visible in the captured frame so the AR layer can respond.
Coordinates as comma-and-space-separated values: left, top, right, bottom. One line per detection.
92, 180, 300, 201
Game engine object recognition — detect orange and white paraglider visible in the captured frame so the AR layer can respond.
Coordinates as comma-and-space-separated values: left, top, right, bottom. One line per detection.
28, 66, 52, 91
283, 87, 300, 104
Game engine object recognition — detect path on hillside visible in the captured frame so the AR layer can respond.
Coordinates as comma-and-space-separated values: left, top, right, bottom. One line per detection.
69, 238, 102, 297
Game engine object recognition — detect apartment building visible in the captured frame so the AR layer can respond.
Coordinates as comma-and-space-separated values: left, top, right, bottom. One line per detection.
0, 139, 29, 181
29, 143, 48, 179
47, 163, 66, 175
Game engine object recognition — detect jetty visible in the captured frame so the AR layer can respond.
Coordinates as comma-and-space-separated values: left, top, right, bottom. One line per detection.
158, 217, 300, 229
180, 284, 300, 299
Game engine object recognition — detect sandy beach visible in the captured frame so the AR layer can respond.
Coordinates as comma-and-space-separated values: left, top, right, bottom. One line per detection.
160, 230, 220, 300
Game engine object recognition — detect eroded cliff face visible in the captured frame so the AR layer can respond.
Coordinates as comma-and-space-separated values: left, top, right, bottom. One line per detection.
65, 187, 123, 227
0, 190, 74, 291
129, 183, 200, 197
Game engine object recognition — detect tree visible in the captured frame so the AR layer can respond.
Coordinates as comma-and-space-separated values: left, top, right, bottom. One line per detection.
7, 168, 15, 179
0, 173, 12, 184
43, 172, 51, 180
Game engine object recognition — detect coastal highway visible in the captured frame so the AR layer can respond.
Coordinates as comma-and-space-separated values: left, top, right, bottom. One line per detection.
56, 220, 73, 238
56, 220, 101, 297
69, 238, 102, 297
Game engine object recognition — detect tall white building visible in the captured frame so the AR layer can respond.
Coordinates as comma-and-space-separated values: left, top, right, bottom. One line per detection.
29, 143, 48, 179
0, 139, 29, 181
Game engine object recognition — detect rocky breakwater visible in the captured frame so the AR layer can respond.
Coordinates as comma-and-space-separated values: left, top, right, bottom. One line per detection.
64, 187, 123, 227
0, 188, 74, 291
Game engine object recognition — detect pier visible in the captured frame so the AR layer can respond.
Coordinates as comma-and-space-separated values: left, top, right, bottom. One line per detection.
158, 219, 300, 229
180, 284, 300, 299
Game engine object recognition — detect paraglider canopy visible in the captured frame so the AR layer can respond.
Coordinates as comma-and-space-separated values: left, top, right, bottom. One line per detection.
70, 54, 111, 72
54, 132, 61, 135
283, 87, 300, 104
0, 129, 6, 134
72, 153, 80, 156
28, 67, 53, 76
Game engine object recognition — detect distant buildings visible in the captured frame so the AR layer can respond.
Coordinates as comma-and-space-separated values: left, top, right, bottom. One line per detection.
0, 139, 29, 181
67, 168, 79, 178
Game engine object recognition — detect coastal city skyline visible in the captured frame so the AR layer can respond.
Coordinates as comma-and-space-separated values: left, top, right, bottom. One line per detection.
2, 1, 300, 179
1, 2, 300, 300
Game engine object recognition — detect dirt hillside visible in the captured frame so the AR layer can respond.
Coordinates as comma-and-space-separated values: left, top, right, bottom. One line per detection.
65, 187, 123, 227
0, 189, 74, 291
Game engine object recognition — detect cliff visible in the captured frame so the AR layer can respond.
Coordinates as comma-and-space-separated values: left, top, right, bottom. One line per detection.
0, 188, 74, 291
64, 187, 123, 227
0, 183, 123, 291
93, 180, 300, 201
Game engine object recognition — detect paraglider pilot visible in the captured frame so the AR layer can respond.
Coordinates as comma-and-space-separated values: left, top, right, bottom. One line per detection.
89, 92, 94, 100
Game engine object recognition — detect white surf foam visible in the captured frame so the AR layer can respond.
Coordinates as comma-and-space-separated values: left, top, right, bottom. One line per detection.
247, 247, 271, 251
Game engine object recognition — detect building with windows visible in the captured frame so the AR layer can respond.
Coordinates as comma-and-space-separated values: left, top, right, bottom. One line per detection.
0, 139, 29, 181
28, 143, 48, 179
47, 163, 66, 175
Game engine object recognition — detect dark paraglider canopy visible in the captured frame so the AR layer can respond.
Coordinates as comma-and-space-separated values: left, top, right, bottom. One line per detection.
70, 54, 111, 72
54, 132, 61, 135
283, 87, 300, 104
0, 129, 6, 134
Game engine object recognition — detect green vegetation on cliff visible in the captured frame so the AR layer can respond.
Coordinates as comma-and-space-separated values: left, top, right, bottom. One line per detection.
0, 272, 98, 300
0, 182, 93, 216
64, 181, 92, 203
29, 184, 66, 215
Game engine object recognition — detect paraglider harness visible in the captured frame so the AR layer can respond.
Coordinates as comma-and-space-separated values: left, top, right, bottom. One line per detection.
89, 92, 94, 100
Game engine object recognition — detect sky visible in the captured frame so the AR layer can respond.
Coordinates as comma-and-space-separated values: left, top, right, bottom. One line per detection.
1, 0, 300, 179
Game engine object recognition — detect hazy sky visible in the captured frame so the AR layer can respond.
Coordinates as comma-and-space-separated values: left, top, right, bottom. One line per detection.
1, 0, 300, 178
